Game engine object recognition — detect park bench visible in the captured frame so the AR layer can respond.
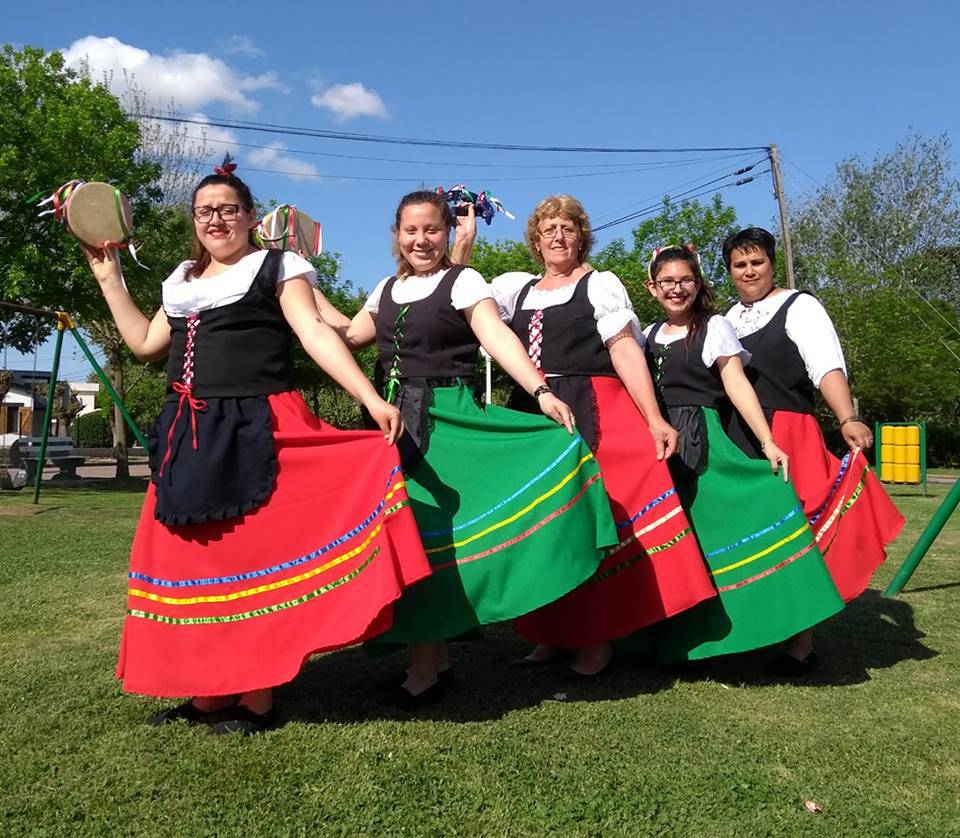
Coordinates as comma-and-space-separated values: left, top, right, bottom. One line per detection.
17, 437, 86, 482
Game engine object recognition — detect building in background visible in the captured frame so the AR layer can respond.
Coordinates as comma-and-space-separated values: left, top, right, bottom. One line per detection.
0, 371, 99, 447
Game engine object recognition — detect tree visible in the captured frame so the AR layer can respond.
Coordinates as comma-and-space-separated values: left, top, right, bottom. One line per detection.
287, 252, 373, 428
0, 46, 161, 346
468, 238, 540, 280
0, 46, 196, 476
789, 131, 960, 463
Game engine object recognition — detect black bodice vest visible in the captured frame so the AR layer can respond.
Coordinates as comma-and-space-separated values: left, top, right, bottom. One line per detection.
369, 267, 480, 464
374, 267, 480, 382
150, 249, 290, 526
165, 250, 292, 397
506, 272, 615, 451
508, 273, 616, 377
645, 321, 727, 483
644, 321, 726, 409
731, 291, 816, 414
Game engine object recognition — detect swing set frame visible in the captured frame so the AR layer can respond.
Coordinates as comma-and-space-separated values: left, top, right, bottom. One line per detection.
0, 300, 146, 504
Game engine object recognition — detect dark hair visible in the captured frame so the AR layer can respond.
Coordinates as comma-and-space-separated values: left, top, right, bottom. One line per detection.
186, 173, 258, 279
649, 246, 716, 348
721, 227, 776, 271
392, 190, 455, 278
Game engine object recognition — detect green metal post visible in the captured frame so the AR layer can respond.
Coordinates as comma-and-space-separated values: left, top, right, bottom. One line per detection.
69, 326, 148, 449
920, 421, 927, 497
31, 324, 65, 504
884, 478, 960, 597
875, 421, 882, 473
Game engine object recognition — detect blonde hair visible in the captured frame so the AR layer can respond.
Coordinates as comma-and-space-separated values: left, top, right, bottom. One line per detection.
391, 190, 454, 279
525, 194, 595, 267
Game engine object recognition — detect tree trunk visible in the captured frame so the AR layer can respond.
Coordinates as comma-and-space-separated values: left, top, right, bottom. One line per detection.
108, 345, 130, 479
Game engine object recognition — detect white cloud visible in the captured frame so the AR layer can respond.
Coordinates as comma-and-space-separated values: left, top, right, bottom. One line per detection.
247, 142, 319, 180
220, 35, 265, 59
311, 82, 389, 122
62, 35, 284, 113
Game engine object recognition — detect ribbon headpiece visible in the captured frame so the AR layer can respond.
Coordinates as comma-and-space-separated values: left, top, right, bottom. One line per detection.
214, 152, 237, 176
647, 243, 701, 280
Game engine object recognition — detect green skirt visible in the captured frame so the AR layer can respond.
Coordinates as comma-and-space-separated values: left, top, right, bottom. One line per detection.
376, 385, 617, 643
654, 407, 844, 661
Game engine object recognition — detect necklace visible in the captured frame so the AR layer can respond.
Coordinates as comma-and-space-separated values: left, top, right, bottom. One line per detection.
741, 284, 779, 307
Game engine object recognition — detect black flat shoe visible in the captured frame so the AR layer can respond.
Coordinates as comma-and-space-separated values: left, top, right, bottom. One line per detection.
374, 668, 454, 691
766, 651, 819, 678
209, 706, 277, 736
379, 677, 447, 711
147, 698, 237, 727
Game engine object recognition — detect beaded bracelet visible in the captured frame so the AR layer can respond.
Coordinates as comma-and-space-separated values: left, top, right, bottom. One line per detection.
532, 384, 552, 400
839, 415, 862, 428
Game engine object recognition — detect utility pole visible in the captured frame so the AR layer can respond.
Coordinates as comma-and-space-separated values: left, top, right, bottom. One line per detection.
768, 144, 796, 290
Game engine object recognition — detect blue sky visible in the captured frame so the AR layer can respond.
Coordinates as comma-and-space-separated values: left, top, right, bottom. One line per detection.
6, 1, 960, 376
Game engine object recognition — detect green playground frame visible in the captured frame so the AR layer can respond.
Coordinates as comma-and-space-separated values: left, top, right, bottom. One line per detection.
0, 301, 146, 504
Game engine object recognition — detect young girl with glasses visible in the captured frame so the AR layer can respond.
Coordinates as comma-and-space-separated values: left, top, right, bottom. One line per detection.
643, 245, 844, 665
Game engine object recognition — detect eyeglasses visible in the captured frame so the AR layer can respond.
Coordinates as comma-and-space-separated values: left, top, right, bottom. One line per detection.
538, 224, 580, 240
192, 204, 241, 223
652, 278, 698, 292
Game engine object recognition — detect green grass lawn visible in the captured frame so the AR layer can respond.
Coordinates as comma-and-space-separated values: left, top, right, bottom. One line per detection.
1, 480, 958, 836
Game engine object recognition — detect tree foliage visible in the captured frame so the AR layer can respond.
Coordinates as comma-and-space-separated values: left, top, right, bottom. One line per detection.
0, 46, 164, 347
791, 130, 960, 464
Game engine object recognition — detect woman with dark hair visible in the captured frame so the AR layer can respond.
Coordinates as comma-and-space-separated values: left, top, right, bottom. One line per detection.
722, 227, 904, 673
328, 190, 617, 707
644, 245, 844, 663
80, 163, 431, 733
457, 196, 717, 678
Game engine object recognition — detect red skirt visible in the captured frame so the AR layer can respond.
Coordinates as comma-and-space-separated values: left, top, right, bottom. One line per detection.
771, 411, 904, 601
117, 391, 430, 698
515, 376, 716, 648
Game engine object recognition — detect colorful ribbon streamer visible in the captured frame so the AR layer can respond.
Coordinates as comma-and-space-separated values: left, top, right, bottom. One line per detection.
437, 184, 515, 226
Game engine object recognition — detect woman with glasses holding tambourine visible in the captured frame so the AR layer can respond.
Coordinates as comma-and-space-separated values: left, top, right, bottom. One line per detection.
79, 160, 430, 734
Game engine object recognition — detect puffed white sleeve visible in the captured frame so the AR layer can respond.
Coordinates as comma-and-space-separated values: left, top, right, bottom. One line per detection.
362, 277, 392, 316
702, 315, 752, 368
277, 252, 318, 286
785, 294, 848, 385
490, 272, 536, 323
450, 267, 494, 310
588, 271, 644, 343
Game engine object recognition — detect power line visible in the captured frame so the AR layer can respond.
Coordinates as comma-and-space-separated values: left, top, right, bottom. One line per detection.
137, 114, 767, 154
592, 155, 763, 223
181, 133, 758, 172
592, 165, 765, 233
228, 160, 763, 186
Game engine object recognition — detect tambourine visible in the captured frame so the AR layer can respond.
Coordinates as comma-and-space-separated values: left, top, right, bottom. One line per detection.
256, 205, 322, 256
38, 180, 145, 266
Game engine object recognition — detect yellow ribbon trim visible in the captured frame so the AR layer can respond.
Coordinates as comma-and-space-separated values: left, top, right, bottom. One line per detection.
424, 453, 595, 555
128, 479, 408, 606
711, 523, 810, 577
